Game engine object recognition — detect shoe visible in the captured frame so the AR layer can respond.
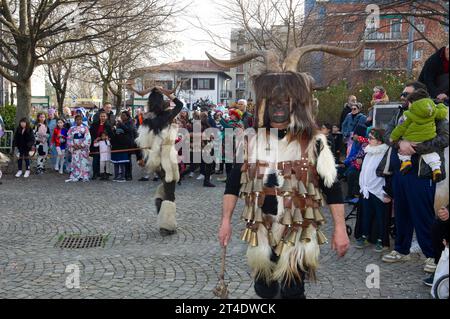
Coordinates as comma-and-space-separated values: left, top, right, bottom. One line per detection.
374, 240, 384, 253
15, 170, 23, 178
59, 168, 64, 175
216, 176, 227, 182
65, 178, 77, 183
91, 174, 97, 180
196, 174, 205, 180
424, 258, 437, 273
355, 236, 368, 249
203, 181, 216, 188
54, 166, 59, 171
24, 170, 31, 178
423, 274, 435, 287
126, 177, 133, 181
138, 177, 150, 182
189, 172, 194, 178
432, 169, 442, 182
152, 177, 159, 182
382, 250, 411, 263
117, 177, 126, 183
400, 160, 412, 175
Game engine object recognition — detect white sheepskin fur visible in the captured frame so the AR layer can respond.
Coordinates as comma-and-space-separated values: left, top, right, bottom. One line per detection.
246, 223, 276, 283
158, 200, 177, 231
272, 224, 320, 283
136, 123, 179, 183
314, 134, 337, 188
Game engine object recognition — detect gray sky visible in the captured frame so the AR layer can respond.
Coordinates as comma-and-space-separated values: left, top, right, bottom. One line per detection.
160, 0, 232, 63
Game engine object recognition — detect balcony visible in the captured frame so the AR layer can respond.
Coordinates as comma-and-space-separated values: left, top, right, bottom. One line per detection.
220, 90, 232, 99
364, 30, 404, 42
358, 59, 407, 71
236, 81, 246, 90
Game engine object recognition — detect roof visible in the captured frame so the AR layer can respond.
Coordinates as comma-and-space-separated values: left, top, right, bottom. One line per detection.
133, 60, 230, 75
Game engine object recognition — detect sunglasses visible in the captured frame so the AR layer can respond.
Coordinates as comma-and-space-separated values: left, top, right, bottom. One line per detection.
351, 108, 359, 111
400, 92, 408, 98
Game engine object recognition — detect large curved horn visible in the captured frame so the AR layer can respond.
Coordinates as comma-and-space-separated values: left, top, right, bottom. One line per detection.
205, 50, 282, 72
283, 42, 365, 72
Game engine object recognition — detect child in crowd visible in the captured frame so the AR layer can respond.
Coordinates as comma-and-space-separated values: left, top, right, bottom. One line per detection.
356, 128, 390, 252
111, 112, 133, 183
371, 86, 389, 106
51, 119, 68, 174
220, 109, 244, 130
390, 89, 448, 181
34, 112, 50, 175
13, 118, 35, 178
94, 131, 111, 181
343, 124, 369, 200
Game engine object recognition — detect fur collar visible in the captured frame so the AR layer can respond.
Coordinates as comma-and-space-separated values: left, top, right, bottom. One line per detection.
364, 143, 389, 155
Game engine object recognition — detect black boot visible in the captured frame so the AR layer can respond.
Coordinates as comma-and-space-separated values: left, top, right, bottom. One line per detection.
203, 180, 216, 187
254, 277, 280, 299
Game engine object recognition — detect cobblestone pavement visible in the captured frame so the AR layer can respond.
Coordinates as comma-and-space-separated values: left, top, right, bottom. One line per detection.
0, 167, 433, 299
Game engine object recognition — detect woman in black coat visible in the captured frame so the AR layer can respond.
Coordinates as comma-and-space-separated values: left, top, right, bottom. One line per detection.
13, 118, 35, 177
110, 111, 135, 182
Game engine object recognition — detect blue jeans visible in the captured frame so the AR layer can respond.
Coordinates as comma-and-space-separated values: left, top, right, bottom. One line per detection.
361, 193, 386, 241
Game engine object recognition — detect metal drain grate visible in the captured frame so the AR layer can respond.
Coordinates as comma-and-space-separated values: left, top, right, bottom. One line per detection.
58, 235, 106, 249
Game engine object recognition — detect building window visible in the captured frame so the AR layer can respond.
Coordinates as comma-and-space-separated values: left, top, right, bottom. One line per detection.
181, 78, 191, 90
416, 23, 425, 33
192, 78, 215, 90
413, 49, 423, 61
390, 19, 402, 39
236, 74, 245, 90
236, 64, 244, 73
362, 49, 376, 68
151, 81, 173, 90
343, 22, 355, 34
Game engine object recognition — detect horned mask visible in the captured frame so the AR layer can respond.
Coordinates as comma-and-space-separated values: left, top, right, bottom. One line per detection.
206, 43, 364, 139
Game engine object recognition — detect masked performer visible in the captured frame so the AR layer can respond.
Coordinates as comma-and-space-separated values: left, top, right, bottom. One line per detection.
133, 85, 183, 236
208, 43, 364, 299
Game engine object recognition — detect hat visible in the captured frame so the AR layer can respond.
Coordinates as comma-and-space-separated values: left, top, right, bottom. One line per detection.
228, 108, 242, 120
354, 124, 368, 137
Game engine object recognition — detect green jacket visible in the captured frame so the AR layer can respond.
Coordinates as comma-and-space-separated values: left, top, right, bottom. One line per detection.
390, 98, 448, 143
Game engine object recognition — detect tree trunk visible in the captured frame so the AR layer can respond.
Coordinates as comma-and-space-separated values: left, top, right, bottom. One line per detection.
15, 79, 32, 125
56, 90, 66, 116
116, 84, 123, 111
102, 82, 110, 105
9, 82, 14, 105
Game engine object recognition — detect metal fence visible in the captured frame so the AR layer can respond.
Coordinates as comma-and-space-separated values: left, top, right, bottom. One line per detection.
0, 130, 13, 154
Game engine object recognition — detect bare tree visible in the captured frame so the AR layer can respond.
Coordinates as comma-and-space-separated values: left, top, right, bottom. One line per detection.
0, 0, 179, 124
81, 0, 181, 110
44, 41, 76, 115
